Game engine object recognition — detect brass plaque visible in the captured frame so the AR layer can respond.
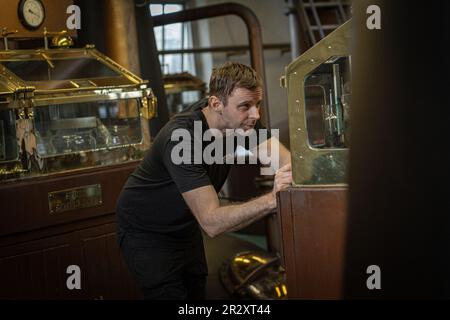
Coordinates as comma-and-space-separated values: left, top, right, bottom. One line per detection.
48, 184, 102, 214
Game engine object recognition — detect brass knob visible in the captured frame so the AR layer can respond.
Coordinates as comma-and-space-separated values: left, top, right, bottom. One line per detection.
51, 34, 73, 48
43, 28, 73, 49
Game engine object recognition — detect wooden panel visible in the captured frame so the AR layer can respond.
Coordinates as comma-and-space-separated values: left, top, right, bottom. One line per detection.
277, 189, 299, 298
0, 222, 141, 299
0, 160, 140, 299
0, 162, 137, 237
78, 223, 141, 300
0, 0, 76, 39
0, 232, 81, 299
278, 187, 347, 299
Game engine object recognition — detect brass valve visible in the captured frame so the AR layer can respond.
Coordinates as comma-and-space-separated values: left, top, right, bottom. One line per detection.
1, 27, 18, 50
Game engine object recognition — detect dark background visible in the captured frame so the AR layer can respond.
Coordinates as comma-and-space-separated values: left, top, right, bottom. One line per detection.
345, 0, 450, 298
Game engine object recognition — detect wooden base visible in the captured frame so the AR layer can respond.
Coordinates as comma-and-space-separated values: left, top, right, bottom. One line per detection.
0, 162, 141, 299
277, 187, 347, 299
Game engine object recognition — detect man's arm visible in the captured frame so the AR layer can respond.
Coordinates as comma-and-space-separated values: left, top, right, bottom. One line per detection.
252, 136, 291, 172
182, 163, 292, 238
267, 136, 291, 168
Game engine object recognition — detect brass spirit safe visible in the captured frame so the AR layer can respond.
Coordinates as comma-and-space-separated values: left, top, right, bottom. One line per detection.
0, 44, 156, 299
0, 45, 157, 181
281, 20, 351, 186
276, 21, 351, 299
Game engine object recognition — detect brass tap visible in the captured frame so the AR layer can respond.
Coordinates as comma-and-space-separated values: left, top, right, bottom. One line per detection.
1, 27, 18, 50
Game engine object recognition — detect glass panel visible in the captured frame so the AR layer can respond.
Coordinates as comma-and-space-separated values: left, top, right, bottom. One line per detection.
1, 58, 120, 82
164, 23, 182, 49
163, 53, 182, 74
164, 4, 182, 14
166, 90, 201, 118
151, 3, 191, 76
0, 81, 11, 95
304, 56, 351, 149
0, 109, 18, 162
150, 4, 163, 16
34, 99, 142, 157
154, 26, 163, 50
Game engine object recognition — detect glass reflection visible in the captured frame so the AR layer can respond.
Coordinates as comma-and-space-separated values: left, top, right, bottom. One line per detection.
304, 56, 351, 149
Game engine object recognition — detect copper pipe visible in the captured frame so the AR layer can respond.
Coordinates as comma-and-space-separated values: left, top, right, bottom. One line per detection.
103, 0, 150, 148
152, 2, 271, 128
103, 0, 141, 75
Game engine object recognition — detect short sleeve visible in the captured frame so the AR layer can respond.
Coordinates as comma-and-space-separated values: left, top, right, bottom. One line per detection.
162, 137, 212, 194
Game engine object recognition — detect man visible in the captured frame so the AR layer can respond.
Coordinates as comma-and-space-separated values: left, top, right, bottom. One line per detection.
116, 62, 292, 300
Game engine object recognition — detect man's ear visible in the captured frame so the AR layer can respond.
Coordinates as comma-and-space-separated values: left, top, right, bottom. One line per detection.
208, 95, 224, 114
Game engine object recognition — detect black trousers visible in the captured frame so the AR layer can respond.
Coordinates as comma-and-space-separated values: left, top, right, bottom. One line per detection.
118, 231, 208, 300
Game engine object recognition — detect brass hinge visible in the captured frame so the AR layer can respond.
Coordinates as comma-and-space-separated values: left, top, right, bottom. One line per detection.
280, 75, 287, 88
141, 89, 157, 120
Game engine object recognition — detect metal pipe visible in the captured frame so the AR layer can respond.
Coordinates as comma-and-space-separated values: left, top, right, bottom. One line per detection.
152, 2, 271, 128
286, 0, 307, 59
134, 1, 170, 137
103, 0, 141, 75
158, 43, 290, 55
103, 0, 151, 146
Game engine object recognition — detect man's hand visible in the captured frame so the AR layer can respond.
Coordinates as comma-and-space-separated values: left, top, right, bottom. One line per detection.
181, 164, 292, 238
272, 163, 292, 197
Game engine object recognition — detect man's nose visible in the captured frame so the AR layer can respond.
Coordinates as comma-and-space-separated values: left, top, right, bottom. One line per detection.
249, 106, 260, 120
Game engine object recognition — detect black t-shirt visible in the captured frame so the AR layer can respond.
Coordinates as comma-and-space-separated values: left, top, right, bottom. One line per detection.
116, 98, 268, 244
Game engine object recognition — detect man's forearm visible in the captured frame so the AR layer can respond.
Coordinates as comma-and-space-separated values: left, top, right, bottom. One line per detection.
203, 193, 276, 237
226, 202, 276, 233
255, 137, 291, 172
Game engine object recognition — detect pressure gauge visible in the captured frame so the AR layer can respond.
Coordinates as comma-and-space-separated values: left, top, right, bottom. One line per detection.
18, 0, 46, 30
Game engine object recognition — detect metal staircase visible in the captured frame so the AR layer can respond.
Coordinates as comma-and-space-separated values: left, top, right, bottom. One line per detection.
296, 0, 351, 47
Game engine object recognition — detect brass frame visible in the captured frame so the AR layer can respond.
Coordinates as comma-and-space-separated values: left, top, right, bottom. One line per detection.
282, 20, 351, 186
0, 45, 157, 181
0, 46, 151, 100
0, 45, 157, 117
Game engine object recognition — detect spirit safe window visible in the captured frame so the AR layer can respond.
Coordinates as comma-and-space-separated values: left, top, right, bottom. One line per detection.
164, 72, 206, 118
304, 56, 351, 149
1, 58, 120, 82
34, 99, 142, 157
166, 90, 202, 116
0, 46, 156, 181
0, 109, 18, 162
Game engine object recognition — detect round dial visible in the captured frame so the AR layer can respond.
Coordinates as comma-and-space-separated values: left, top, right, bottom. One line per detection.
18, 0, 45, 30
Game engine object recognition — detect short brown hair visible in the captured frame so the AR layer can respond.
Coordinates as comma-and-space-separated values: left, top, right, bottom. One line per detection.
209, 62, 262, 105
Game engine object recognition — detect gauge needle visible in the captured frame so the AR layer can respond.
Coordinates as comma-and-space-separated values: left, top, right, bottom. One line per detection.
28, 9, 38, 17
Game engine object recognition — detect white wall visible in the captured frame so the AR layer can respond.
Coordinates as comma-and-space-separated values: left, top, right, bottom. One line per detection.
188, 0, 293, 146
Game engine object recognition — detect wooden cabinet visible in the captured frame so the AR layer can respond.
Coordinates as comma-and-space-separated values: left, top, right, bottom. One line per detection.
0, 163, 141, 299
0, 231, 79, 299
77, 223, 141, 300
277, 187, 347, 299
0, 222, 141, 300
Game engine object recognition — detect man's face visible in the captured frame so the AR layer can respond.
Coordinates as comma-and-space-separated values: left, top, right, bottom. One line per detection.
221, 87, 262, 131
